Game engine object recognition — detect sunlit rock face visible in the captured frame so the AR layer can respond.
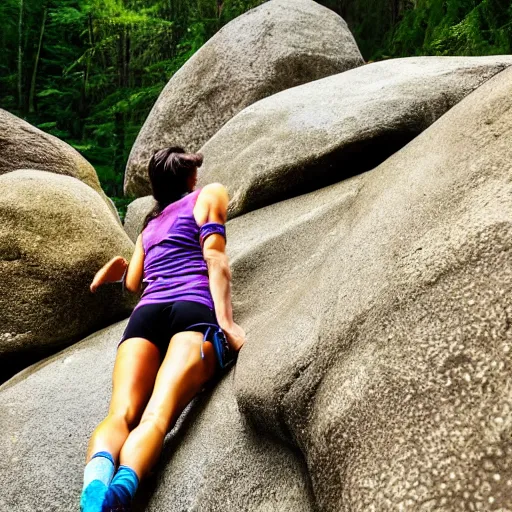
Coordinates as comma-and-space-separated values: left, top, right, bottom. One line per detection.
198, 55, 512, 219
0, 170, 136, 382
124, 56, 512, 239
124, 0, 363, 197
0, 108, 119, 220
0, 321, 315, 512
227, 67, 512, 510
123, 195, 156, 242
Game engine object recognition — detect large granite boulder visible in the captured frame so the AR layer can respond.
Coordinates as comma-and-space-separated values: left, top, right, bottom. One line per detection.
0, 321, 314, 512
227, 66, 512, 509
198, 56, 512, 218
0, 109, 119, 220
123, 195, 156, 242
124, 0, 363, 197
0, 170, 136, 382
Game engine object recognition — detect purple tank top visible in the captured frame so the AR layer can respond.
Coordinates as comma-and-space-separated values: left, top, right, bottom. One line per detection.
135, 189, 214, 311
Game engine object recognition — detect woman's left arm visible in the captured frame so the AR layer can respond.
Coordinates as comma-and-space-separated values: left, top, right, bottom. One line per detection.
89, 234, 145, 294
124, 234, 145, 293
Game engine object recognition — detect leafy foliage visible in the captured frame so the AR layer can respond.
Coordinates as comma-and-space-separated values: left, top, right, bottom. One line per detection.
323, 0, 511, 60
0, 0, 266, 208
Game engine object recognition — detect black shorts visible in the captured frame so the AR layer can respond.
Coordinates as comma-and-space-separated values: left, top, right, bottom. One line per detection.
118, 300, 219, 353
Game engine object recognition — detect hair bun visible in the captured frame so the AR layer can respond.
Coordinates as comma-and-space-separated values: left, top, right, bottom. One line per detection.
179, 152, 203, 169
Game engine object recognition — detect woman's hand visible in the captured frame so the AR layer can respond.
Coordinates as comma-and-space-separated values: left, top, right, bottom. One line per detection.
222, 322, 246, 352
90, 256, 128, 293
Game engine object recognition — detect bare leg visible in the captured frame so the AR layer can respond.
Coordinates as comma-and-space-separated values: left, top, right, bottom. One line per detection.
90, 256, 128, 293
85, 337, 161, 464
118, 331, 217, 479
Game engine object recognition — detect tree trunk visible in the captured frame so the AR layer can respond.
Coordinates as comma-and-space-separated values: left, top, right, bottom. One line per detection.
29, 5, 48, 114
113, 111, 125, 196
117, 29, 129, 88
86, 12, 94, 86
125, 27, 130, 89
85, 12, 94, 96
76, 13, 94, 140
17, 0, 24, 113
117, 30, 122, 88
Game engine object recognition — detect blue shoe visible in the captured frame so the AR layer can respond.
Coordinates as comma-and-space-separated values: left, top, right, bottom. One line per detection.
80, 480, 109, 512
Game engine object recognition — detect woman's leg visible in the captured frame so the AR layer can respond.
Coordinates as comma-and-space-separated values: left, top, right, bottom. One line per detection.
85, 337, 162, 464
117, 331, 217, 479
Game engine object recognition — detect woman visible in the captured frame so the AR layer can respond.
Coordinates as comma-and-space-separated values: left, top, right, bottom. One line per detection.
81, 147, 245, 512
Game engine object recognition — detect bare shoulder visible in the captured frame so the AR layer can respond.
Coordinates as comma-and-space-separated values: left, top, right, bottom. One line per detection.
199, 182, 229, 201
195, 183, 229, 225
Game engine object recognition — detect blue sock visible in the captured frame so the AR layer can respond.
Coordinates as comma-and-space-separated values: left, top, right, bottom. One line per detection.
80, 451, 115, 512
103, 465, 139, 509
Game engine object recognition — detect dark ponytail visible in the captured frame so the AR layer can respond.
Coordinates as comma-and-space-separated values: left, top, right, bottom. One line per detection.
142, 146, 203, 230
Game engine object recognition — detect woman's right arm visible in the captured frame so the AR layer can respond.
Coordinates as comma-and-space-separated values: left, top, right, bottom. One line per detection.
203, 234, 245, 351
198, 184, 246, 351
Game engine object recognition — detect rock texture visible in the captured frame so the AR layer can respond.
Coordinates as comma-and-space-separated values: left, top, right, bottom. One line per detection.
0, 109, 119, 220
2, 53, 512, 512
2, 65, 512, 511
198, 55, 512, 218
124, 0, 363, 197
0, 170, 136, 382
0, 321, 314, 512
124, 195, 156, 242
227, 66, 512, 510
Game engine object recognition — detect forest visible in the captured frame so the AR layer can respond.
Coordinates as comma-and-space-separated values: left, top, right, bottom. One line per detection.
1, 0, 511, 216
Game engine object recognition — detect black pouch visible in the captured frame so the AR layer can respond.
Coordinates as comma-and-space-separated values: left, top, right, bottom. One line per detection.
187, 323, 236, 370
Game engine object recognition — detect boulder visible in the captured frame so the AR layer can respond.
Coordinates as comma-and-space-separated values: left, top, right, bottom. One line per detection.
0, 170, 136, 382
198, 56, 512, 218
0, 321, 314, 512
124, 0, 363, 197
226, 66, 512, 509
0, 109, 120, 222
123, 196, 156, 242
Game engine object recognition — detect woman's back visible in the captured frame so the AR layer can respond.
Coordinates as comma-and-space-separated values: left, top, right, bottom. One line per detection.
136, 189, 213, 311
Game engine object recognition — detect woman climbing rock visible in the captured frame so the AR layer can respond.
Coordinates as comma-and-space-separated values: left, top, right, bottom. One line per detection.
80, 147, 245, 512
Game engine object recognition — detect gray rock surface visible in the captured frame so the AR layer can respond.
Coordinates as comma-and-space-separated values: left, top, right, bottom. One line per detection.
227, 66, 512, 510
198, 55, 512, 218
0, 170, 136, 382
0, 321, 314, 512
2, 58, 512, 512
124, 0, 363, 197
124, 195, 156, 242
0, 108, 119, 221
